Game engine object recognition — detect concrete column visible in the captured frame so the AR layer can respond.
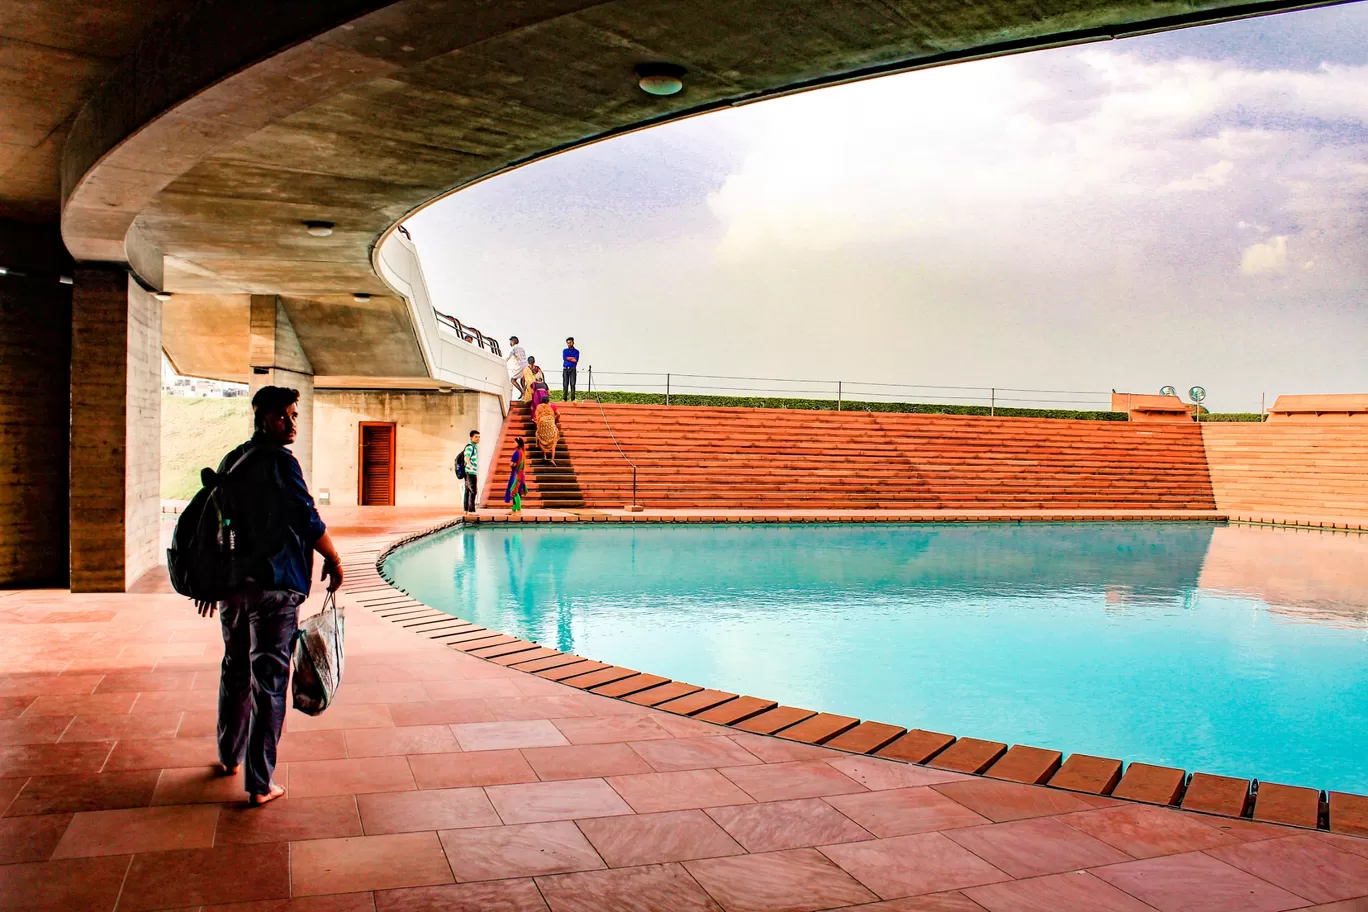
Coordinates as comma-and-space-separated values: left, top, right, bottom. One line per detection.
69, 267, 162, 592
0, 223, 72, 587
248, 295, 314, 485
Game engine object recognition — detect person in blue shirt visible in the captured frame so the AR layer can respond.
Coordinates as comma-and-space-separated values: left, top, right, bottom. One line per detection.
198, 386, 342, 806
562, 337, 580, 403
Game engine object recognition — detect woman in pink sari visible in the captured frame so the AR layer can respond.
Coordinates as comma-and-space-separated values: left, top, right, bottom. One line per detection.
504, 437, 527, 511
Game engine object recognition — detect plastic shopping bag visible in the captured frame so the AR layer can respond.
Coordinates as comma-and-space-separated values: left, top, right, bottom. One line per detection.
291, 591, 344, 716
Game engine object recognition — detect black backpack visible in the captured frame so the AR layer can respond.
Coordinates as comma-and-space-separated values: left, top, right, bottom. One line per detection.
454, 448, 467, 479
167, 447, 270, 601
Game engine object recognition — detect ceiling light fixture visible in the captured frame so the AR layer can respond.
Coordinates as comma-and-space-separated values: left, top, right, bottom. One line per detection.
353, 293, 371, 303
636, 62, 686, 97
154, 291, 172, 301
305, 220, 335, 237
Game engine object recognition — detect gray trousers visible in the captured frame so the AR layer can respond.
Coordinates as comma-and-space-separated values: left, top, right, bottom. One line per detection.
218, 588, 304, 795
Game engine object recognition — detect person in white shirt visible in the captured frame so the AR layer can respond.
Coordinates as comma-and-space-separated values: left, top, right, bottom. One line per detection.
507, 336, 528, 395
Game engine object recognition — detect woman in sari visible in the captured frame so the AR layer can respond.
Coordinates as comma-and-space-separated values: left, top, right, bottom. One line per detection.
534, 401, 560, 465
520, 356, 541, 404
504, 437, 527, 511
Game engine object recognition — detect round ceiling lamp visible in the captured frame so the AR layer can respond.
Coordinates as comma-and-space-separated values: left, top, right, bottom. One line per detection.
353, 292, 371, 303
153, 291, 172, 301
304, 220, 335, 237
636, 62, 686, 97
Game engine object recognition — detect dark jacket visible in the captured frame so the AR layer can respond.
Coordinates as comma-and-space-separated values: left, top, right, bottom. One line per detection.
218, 434, 326, 595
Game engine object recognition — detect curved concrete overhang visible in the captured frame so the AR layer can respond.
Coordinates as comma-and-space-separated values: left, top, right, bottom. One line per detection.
62, 0, 1351, 298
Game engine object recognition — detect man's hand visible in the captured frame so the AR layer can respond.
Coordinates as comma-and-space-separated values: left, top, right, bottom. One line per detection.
195, 599, 218, 618
321, 560, 344, 592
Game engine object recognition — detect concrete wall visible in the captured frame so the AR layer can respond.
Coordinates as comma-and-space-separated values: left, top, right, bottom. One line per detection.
0, 226, 71, 586
70, 268, 161, 591
248, 295, 314, 485
313, 390, 504, 507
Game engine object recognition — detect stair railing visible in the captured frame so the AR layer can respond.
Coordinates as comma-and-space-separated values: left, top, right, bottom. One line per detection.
591, 398, 642, 511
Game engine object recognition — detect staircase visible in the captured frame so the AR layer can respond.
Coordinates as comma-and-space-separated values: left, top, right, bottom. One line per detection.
488, 404, 1217, 511
1201, 422, 1368, 523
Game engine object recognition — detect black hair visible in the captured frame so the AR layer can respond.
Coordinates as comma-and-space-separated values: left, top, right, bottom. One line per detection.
527, 355, 535, 364
514, 436, 525, 447
252, 385, 300, 431
469, 429, 479, 438
566, 337, 574, 343
509, 335, 519, 343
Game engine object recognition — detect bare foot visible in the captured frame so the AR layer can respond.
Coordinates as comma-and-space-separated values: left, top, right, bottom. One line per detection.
249, 783, 285, 807
216, 763, 240, 777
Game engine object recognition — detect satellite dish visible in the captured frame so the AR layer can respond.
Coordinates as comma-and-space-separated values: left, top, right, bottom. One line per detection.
1159, 385, 1177, 397
1189, 386, 1206, 403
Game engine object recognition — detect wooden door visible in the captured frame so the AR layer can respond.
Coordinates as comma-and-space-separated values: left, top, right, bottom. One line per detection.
358, 422, 396, 506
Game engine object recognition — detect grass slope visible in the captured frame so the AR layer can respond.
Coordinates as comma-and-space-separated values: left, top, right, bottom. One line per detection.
161, 396, 251, 500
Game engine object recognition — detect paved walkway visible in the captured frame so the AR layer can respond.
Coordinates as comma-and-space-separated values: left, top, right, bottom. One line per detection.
2, 510, 1366, 911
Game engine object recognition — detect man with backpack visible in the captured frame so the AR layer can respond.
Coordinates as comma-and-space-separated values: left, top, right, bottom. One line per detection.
458, 429, 479, 512
194, 385, 343, 806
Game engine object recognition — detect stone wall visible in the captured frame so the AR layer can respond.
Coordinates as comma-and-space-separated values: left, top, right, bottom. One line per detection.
313, 389, 504, 507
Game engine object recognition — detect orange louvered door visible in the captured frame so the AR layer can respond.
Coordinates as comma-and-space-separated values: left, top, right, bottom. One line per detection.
358, 422, 396, 506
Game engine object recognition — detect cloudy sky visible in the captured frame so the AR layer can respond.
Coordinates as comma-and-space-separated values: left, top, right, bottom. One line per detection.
410, 2, 1368, 413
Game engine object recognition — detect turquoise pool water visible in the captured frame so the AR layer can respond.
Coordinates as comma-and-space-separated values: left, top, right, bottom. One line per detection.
383, 521, 1368, 793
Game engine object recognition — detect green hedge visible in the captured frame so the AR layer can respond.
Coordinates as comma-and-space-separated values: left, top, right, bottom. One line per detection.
553, 389, 1127, 421
1199, 413, 1265, 422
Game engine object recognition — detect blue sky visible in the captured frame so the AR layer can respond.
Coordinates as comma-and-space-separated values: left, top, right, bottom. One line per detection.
410, 2, 1368, 412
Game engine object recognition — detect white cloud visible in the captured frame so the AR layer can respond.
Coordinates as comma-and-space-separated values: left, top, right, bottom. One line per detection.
1241, 235, 1289, 274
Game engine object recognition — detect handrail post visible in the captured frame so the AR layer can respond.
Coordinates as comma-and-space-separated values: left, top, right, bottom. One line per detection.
837, 380, 842, 411
990, 388, 995, 417
666, 373, 670, 406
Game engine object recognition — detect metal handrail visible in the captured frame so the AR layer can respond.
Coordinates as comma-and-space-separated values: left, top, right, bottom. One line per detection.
433, 310, 501, 357
591, 397, 640, 509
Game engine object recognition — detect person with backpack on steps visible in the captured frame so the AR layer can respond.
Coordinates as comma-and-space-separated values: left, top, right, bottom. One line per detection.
194, 386, 343, 807
457, 429, 479, 513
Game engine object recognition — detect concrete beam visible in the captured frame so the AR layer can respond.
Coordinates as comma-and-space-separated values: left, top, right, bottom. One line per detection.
249, 295, 315, 486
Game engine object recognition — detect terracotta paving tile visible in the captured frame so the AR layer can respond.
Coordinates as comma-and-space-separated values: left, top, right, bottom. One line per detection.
623, 682, 703, 707
821, 831, 1011, 899
733, 705, 817, 736
877, 730, 956, 764
1253, 782, 1321, 829
1059, 803, 1243, 858
1091, 851, 1307, 912
576, 809, 745, 867
686, 848, 878, 912
983, 745, 1062, 785
945, 816, 1130, 878
520, 743, 653, 780
1111, 762, 1186, 806
439, 821, 605, 881
628, 736, 762, 772
215, 795, 363, 844
61, 712, 182, 742
128, 690, 218, 714
1207, 833, 1368, 904
51, 803, 219, 858
0, 695, 37, 720
1330, 792, 1368, 838
202, 893, 378, 911
449, 719, 569, 751
825, 721, 905, 755
286, 703, 395, 732
606, 769, 755, 813
375, 879, 548, 911
0, 741, 112, 777
656, 689, 738, 716
0, 855, 131, 912
0, 715, 71, 745
652, 713, 731, 738
826, 786, 989, 838
778, 713, 860, 745
486, 778, 632, 824
334, 682, 432, 705
727, 732, 842, 763
22, 692, 137, 716
694, 696, 776, 726
964, 870, 1155, 912
551, 714, 672, 745
514, 654, 592, 674
345, 724, 460, 758
286, 756, 416, 798
558, 666, 640, 691
927, 738, 1008, 775
93, 671, 197, 694
388, 699, 496, 727
0, 673, 104, 697
277, 729, 349, 762
1049, 754, 1123, 795
102, 736, 214, 771
422, 678, 522, 700
0, 812, 72, 864
492, 647, 564, 667
932, 778, 1092, 822
292, 831, 455, 895
119, 843, 291, 910
828, 756, 970, 791
536, 661, 609, 682
357, 787, 499, 835
535, 862, 724, 912
708, 797, 873, 852
482, 697, 595, 723
408, 748, 537, 789
591, 673, 669, 698
5, 769, 159, 816
452, 634, 517, 653
721, 760, 866, 802
1181, 772, 1250, 818
175, 709, 217, 738
828, 893, 989, 912
468, 641, 543, 660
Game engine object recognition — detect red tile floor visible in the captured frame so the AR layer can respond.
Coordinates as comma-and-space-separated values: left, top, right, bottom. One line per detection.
2, 509, 1367, 911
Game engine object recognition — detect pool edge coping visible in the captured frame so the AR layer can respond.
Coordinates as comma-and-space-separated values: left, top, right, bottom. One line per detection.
359, 515, 1368, 839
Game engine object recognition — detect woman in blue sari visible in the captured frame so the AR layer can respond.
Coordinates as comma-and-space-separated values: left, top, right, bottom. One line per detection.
504, 436, 527, 512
